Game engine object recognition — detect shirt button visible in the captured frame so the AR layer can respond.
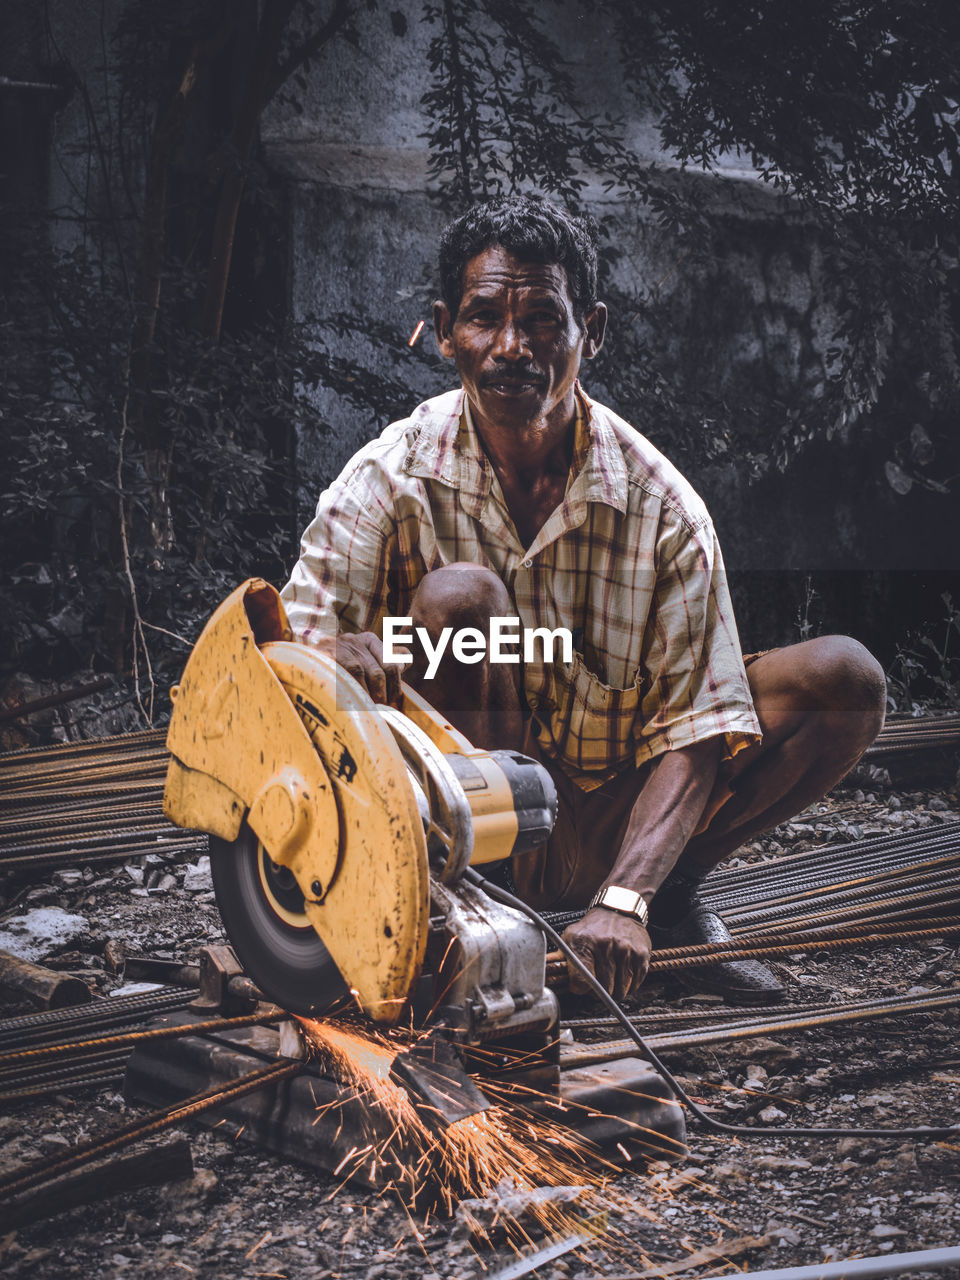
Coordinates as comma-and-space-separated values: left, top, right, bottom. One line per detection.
522, 558, 533, 568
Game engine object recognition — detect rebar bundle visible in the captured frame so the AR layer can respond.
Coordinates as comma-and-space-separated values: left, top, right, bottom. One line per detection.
865, 711, 960, 758
701, 825, 960, 932
0, 986, 195, 1103
0, 729, 205, 872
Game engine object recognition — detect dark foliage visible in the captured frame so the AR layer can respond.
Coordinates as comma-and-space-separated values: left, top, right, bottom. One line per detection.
3, 0, 959, 712
420, 0, 960, 480
0, 231, 330, 694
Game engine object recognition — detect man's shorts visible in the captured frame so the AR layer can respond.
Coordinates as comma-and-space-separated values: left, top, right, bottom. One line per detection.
511, 651, 769, 911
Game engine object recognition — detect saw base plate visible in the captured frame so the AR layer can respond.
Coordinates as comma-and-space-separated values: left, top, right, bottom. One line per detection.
124, 1013, 687, 1200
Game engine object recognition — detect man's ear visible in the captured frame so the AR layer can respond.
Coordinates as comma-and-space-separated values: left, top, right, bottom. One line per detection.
582, 302, 607, 360
433, 300, 456, 359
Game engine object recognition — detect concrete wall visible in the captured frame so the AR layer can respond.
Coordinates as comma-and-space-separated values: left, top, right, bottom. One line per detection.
262, 3, 798, 479
8, 0, 957, 659
262, 7, 849, 564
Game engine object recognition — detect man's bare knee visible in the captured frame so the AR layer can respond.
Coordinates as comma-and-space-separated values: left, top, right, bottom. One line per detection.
404, 563, 524, 748
411, 562, 512, 632
784, 635, 886, 750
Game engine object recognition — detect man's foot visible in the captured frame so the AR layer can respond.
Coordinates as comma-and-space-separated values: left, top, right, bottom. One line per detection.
648, 903, 786, 1006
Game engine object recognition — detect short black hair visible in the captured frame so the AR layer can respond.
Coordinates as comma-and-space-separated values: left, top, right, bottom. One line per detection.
438, 195, 599, 324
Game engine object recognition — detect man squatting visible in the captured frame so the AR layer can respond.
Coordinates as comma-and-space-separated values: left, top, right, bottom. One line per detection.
282, 196, 886, 1005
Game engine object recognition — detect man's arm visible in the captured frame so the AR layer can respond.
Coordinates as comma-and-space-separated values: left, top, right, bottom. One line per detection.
281, 459, 412, 706
562, 735, 722, 1000
559, 504, 759, 1001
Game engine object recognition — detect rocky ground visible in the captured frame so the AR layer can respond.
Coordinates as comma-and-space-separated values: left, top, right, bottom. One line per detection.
0, 737, 959, 1279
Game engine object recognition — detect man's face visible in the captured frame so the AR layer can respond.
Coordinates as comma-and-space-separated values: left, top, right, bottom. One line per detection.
433, 246, 606, 434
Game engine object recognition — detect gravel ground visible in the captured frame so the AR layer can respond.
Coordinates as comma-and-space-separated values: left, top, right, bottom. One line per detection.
1, 755, 959, 1279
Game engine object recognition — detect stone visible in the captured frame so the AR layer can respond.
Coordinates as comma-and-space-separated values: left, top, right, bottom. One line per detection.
41, 1131, 71, 1147
0, 907, 89, 963
183, 856, 213, 892
748, 1039, 803, 1069
765, 1222, 802, 1245
754, 1156, 812, 1172
804, 1069, 832, 1088
836, 1138, 877, 1161
870, 1224, 906, 1239
759, 1106, 787, 1123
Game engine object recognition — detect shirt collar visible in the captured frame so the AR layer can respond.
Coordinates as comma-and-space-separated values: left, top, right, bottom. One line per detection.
567, 385, 628, 515
403, 383, 628, 516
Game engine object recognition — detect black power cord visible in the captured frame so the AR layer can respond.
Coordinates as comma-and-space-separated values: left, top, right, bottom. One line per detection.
465, 867, 960, 1142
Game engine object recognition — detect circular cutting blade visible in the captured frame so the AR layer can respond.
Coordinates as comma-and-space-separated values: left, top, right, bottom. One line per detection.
210, 823, 348, 1015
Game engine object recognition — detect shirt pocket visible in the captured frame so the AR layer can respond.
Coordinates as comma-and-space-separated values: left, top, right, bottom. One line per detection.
528, 651, 642, 775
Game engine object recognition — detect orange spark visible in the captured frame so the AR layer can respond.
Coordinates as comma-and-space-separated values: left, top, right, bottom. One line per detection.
297, 1014, 612, 1235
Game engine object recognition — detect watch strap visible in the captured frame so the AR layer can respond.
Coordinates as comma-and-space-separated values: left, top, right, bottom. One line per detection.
588, 884, 649, 927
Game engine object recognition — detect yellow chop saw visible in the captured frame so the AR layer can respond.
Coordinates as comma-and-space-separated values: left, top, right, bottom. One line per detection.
158, 579, 684, 1158
163, 582, 561, 1072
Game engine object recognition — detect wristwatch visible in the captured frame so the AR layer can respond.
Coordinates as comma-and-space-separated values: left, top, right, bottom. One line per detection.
587, 884, 649, 927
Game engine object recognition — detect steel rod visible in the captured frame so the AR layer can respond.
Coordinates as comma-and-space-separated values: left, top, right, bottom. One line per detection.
562, 990, 960, 1067
0, 1070, 127, 1106
0, 1058, 301, 1204
0, 1009, 289, 1068
0, 987, 194, 1046
682, 1244, 960, 1280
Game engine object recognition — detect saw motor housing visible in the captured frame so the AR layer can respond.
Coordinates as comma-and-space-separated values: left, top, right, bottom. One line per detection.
164, 580, 559, 1062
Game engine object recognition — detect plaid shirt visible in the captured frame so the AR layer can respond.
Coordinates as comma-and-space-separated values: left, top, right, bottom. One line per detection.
282, 386, 760, 789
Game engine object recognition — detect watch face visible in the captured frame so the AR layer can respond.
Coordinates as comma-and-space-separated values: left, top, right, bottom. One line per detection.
603, 885, 641, 914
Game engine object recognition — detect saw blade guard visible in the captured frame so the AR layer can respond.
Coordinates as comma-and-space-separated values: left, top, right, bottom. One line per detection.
163, 580, 558, 1024
163, 580, 431, 1023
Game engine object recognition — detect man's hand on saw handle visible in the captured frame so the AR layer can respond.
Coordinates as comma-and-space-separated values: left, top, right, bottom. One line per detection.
562, 910, 651, 1002
314, 632, 404, 707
